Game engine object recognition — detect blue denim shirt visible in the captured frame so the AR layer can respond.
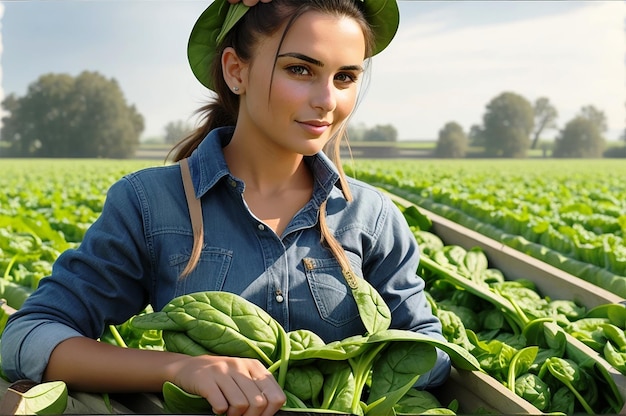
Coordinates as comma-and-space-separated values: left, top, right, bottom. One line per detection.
2, 126, 450, 387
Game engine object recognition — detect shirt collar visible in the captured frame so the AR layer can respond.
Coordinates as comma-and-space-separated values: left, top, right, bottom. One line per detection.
186, 126, 342, 200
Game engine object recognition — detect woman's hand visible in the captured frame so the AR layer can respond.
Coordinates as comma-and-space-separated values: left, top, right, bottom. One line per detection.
227, 0, 272, 5
171, 354, 286, 416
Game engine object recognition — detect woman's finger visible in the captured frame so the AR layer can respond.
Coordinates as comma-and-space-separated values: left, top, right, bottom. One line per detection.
247, 370, 286, 416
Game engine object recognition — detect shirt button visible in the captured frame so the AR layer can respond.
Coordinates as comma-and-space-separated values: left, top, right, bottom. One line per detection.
275, 294, 284, 303
229, 179, 237, 187
258, 224, 265, 231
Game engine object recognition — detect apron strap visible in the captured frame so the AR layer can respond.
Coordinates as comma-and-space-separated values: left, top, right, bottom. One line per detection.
179, 158, 204, 277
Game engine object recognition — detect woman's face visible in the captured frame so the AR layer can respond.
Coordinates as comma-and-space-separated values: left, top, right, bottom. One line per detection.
236, 11, 366, 157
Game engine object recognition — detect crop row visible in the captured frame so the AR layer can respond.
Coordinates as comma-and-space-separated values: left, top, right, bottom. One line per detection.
349, 159, 626, 297
0, 159, 157, 304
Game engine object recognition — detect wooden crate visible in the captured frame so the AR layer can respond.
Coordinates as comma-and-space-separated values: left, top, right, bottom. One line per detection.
434, 368, 542, 414
387, 192, 626, 414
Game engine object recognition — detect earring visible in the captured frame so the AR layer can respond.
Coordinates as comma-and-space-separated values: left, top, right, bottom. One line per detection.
232, 86, 240, 92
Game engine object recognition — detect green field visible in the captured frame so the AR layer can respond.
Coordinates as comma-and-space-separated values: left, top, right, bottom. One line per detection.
2, 157, 624, 297
350, 158, 626, 296
2, 157, 626, 414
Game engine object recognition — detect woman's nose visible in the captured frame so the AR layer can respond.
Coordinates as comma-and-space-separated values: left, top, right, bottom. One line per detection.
311, 79, 337, 113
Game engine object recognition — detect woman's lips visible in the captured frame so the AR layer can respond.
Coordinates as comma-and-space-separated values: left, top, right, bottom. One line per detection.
297, 121, 331, 136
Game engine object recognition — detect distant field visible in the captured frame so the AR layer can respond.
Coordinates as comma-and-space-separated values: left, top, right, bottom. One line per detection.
137, 140, 625, 159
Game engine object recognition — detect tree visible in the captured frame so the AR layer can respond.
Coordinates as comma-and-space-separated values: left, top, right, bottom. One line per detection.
362, 124, 398, 142
531, 97, 558, 149
434, 121, 468, 158
579, 105, 608, 133
1, 71, 144, 158
481, 92, 534, 158
468, 124, 485, 147
164, 120, 193, 144
347, 122, 367, 141
553, 116, 605, 158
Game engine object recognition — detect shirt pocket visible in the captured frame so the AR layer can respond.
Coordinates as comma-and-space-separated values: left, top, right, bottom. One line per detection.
303, 257, 360, 328
169, 247, 233, 295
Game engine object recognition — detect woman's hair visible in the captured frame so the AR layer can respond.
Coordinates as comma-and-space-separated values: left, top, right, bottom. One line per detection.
175, 0, 375, 278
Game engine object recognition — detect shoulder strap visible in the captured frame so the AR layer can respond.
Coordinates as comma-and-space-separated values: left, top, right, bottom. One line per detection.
179, 158, 204, 277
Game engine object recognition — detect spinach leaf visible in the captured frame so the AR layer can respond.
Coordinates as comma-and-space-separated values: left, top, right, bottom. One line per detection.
318, 360, 357, 413
507, 346, 538, 391
367, 342, 436, 416
350, 274, 392, 335
284, 365, 324, 402
393, 388, 453, 415
132, 291, 286, 366
161, 381, 211, 414
514, 373, 551, 411
585, 303, 626, 327
540, 357, 595, 414
365, 329, 480, 371
162, 331, 210, 356
548, 386, 575, 414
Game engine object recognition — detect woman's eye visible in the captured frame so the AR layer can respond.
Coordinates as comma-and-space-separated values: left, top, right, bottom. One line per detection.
288, 65, 310, 76
335, 73, 358, 84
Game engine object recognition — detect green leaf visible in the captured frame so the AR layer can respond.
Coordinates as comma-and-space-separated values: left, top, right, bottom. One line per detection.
162, 331, 211, 356
216, 3, 248, 45
289, 335, 369, 362
367, 342, 436, 415
514, 373, 550, 411
366, 329, 480, 371
284, 365, 324, 402
14, 381, 68, 415
130, 311, 182, 331
161, 381, 211, 414
317, 360, 355, 413
351, 279, 392, 335
401, 205, 432, 231
507, 346, 538, 392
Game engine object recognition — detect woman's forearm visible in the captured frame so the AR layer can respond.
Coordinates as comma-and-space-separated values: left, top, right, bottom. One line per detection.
43, 337, 182, 393
43, 336, 287, 416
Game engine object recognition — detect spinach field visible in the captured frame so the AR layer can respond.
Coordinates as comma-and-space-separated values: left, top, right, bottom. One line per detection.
350, 159, 626, 297
1, 157, 626, 414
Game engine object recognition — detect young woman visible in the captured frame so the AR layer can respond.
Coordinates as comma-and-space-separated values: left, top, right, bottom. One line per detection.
2, 1, 451, 415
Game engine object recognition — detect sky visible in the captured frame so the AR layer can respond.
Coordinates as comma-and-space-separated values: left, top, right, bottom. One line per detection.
0, 0, 624, 142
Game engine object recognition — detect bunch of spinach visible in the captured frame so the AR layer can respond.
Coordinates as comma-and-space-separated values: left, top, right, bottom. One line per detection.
414, 229, 624, 413
130, 291, 480, 415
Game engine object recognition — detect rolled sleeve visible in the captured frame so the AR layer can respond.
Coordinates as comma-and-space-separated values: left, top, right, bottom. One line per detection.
1, 177, 151, 382
1, 320, 82, 382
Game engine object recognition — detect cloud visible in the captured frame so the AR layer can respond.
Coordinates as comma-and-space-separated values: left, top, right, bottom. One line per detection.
352, 1, 625, 140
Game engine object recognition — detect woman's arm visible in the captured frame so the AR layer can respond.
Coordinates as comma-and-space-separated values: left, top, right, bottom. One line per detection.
44, 337, 285, 416
362, 193, 452, 387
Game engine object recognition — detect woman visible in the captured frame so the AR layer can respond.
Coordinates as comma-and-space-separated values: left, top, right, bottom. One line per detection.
1, 1, 451, 415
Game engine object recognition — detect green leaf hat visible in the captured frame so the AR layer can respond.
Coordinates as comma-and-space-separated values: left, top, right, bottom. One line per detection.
188, 0, 400, 90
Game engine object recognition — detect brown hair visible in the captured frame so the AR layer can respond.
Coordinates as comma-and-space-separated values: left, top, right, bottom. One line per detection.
175, 0, 375, 278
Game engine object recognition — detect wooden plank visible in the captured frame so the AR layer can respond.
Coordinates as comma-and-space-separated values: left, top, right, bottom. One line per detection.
434, 368, 542, 414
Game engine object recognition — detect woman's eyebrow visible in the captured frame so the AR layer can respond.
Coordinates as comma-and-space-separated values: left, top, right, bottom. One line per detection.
277, 52, 364, 72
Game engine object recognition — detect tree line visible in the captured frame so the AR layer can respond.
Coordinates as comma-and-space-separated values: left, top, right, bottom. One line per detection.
1, 72, 622, 158
160, 120, 400, 145
0, 71, 400, 158
434, 91, 625, 159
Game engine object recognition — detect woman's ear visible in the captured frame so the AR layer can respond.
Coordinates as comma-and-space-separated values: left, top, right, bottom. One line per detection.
222, 47, 247, 94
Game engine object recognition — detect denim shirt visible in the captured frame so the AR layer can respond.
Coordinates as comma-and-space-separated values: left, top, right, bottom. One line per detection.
2, 126, 450, 387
